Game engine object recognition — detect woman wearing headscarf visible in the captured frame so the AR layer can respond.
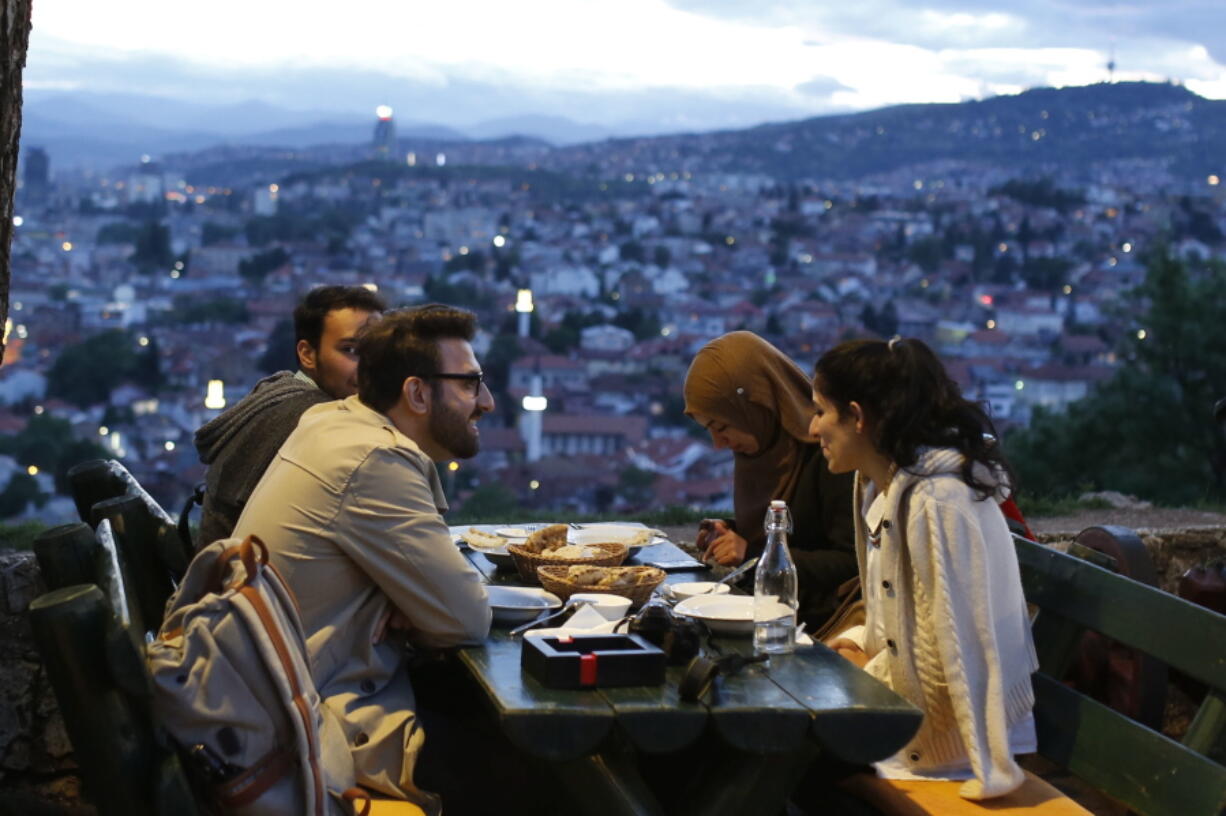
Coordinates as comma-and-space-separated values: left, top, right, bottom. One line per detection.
683, 331, 857, 629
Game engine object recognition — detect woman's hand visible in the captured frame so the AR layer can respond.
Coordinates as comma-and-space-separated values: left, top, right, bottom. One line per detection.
702, 522, 749, 566
827, 637, 869, 668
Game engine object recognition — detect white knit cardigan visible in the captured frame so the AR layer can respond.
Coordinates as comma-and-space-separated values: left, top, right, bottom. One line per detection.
850, 447, 1039, 800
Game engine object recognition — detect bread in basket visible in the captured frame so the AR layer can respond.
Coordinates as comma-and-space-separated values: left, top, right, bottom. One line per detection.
505, 534, 628, 583
537, 565, 665, 607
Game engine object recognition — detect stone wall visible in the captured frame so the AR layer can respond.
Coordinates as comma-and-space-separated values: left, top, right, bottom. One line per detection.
1038, 526, 1226, 595
0, 551, 92, 815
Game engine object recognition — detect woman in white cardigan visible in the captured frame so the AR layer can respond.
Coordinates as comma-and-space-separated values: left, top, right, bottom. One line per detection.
811, 337, 1039, 802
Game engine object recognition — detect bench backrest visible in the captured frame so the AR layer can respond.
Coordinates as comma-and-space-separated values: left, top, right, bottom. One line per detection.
1015, 535, 1226, 816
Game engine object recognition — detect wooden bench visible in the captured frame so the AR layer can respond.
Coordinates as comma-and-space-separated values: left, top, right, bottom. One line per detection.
31, 465, 425, 815
846, 531, 1226, 816
29, 521, 201, 816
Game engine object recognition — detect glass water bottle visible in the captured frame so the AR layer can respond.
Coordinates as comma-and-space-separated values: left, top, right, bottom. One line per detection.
753, 499, 799, 655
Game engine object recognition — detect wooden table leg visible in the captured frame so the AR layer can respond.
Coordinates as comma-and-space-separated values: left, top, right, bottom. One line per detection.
682, 743, 818, 816
550, 734, 667, 816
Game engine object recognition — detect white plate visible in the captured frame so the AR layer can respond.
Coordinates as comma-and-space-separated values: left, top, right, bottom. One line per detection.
476, 546, 515, 570
673, 594, 756, 636
495, 527, 534, 539
486, 586, 562, 626
569, 525, 666, 550
666, 581, 732, 602
450, 526, 508, 550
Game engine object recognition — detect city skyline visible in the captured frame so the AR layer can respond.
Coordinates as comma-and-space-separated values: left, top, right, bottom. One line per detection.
24, 0, 1226, 137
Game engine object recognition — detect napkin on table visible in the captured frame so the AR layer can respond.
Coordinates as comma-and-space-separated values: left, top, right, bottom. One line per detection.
522, 603, 623, 639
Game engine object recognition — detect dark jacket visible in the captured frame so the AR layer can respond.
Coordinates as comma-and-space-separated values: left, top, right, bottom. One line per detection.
778, 444, 857, 630
193, 371, 330, 547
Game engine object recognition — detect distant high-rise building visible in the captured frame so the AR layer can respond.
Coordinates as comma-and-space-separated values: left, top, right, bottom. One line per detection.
254, 183, 279, 216
21, 146, 50, 204
127, 159, 164, 205
372, 105, 396, 160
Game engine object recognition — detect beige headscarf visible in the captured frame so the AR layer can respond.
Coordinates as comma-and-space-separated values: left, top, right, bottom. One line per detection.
683, 331, 817, 552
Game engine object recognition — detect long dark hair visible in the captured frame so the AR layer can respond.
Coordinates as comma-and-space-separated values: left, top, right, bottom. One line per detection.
813, 337, 1013, 498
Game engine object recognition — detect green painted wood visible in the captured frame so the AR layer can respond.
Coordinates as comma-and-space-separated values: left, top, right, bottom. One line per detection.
92, 494, 175, 634
153, 752, 202, 816
1066, 540, 1118, 572
552, 736, 665, 816
1033, 672, 1226, 816
33, 522, 100, 591
457, 631, 614, 761
67, 459, 128, 525
1030, 606, 1085, 678
28, 585, 157, 815
681, 745, 816, 816
764, 645, 922, 765
94, 519, 139, 633
700, 639, 813, 754
599, 666, 708, 754
1184, 689, 1226, 760
1016, 537, 1226, 689
105, 619, 151, 700
728, 743, 819, 816
69, 458, 191, 577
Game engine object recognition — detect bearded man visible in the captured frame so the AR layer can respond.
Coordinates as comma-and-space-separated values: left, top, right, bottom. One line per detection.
232, 304, 494, 813
194, 284, 385, 546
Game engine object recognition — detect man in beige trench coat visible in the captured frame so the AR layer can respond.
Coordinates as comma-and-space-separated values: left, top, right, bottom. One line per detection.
234, 304, 494, 814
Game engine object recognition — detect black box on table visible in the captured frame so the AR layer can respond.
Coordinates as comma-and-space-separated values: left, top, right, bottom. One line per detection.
521, 633, 666, 689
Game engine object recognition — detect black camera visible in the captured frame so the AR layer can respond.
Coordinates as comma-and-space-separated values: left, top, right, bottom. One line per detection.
615, 599, 703, 665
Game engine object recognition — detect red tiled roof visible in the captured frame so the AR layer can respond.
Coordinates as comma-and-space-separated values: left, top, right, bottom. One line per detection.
544, 414, 648, 440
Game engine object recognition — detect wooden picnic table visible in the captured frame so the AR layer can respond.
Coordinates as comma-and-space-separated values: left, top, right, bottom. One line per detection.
450, 524, 922, 816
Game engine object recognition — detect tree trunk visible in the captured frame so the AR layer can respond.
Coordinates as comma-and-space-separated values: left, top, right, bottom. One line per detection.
0, 0, 33, 369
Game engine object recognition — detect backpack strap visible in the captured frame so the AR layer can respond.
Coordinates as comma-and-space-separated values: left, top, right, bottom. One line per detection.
216, 746, 296, 808
178, 482, 205, 553
229, 536, 327, 816
343, 788, 373, 816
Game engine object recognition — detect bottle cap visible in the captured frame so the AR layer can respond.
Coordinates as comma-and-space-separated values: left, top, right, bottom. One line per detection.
769, 500, 786, 509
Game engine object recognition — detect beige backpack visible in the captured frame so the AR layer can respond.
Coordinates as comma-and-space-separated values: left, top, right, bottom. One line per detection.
147, 535, 355, 815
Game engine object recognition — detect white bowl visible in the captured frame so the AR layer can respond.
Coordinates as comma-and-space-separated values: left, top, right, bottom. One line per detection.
569, 525, 664, 550
666, 581, 732, 602
569, 592, 633, 621
673, 594, 756, 636
486, 586, 562, 626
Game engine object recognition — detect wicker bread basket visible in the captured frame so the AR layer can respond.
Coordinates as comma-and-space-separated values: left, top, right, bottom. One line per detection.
536, 565, 666, 607
506, 541, 628, 583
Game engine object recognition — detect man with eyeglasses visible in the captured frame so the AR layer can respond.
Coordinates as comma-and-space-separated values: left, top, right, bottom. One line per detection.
233, 304, 494, 814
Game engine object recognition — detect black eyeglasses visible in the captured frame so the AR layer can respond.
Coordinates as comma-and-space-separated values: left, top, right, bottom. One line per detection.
423, 372, 486, 395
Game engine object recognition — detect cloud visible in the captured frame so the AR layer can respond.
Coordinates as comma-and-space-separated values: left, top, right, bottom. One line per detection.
22, 0, 1226, 142
664, 0, 1226, 90
794, 76, 854, 100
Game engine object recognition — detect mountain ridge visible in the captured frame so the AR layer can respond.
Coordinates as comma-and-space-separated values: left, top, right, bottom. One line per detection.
21, 81, 1225, 181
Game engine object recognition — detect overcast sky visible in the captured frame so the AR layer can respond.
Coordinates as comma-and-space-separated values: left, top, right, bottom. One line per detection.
23, 0, 1226, 131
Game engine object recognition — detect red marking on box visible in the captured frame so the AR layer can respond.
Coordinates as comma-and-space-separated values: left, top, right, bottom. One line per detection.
579, 653, 598, 686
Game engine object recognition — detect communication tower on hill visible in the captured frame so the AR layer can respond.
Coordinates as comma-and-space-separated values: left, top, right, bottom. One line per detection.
372, 105, 396, 160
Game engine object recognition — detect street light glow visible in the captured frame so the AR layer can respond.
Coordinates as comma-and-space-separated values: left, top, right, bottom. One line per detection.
522, 395, 548, 412
205, 379, 226, 410
515, 289, 534, 313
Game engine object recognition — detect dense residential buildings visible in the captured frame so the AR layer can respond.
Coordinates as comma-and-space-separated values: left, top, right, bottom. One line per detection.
3, 87, 1224, 522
